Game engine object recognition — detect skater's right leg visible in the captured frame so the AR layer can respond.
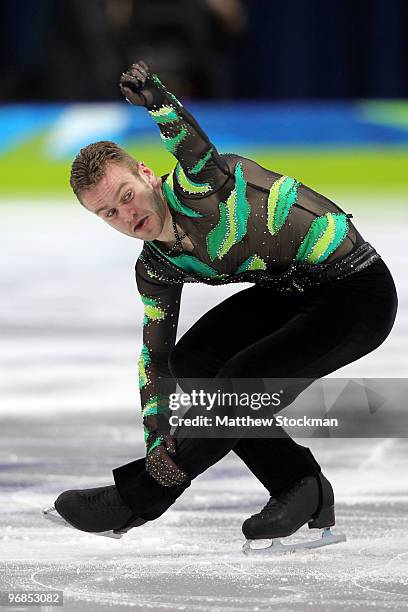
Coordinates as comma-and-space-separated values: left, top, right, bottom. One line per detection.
112, 404, 321, 520
113, 285, 327, 519
113, 435, 249, 519
52, 287, 310, 533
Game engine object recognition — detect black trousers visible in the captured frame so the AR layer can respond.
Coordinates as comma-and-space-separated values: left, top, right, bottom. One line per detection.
113, 258, 398, 520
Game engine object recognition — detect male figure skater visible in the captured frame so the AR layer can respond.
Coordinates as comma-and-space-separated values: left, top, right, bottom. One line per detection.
47, 61, 398, 545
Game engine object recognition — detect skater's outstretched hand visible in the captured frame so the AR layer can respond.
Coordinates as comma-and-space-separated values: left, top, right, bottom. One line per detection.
145, 432, 189, 487
119, 60, 155, 108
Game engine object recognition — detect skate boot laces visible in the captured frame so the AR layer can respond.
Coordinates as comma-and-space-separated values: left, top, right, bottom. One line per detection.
79, 486, 130, 514
259, 478, 311, 515
260, 496, 284, 514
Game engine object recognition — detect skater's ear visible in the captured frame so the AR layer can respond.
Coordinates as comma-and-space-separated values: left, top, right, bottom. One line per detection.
136, 162, 161, 189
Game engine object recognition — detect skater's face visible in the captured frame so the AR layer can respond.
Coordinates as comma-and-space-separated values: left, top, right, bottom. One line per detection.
81, 162, 167, 240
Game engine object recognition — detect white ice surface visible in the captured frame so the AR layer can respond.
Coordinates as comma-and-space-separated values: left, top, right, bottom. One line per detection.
1, 200, 408, 611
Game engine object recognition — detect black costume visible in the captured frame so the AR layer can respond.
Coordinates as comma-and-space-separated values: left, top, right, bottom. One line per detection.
111, 70, 398, 518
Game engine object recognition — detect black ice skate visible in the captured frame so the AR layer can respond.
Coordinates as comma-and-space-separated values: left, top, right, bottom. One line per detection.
242, 473, 346, 554
42, 485, 146, 539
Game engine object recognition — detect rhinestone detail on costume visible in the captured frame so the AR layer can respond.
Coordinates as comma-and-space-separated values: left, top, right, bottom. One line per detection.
175, 164, 211, 194
160, 126, 188, 154
295, 212, 350, 264
141, 294, 165, 325
148, 242, 221, 278
206, 161, 250, 261
267, 176, 300, 235
148, 105, 179, 124
189, 148, 213, 175
163, 172, 203, 217
150, 74, 183, 108
138, 344, 151, 389
235, 254, 267, 273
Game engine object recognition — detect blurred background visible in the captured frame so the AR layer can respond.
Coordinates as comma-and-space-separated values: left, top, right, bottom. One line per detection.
1, 3, 408, 607
1, 0, 408, 196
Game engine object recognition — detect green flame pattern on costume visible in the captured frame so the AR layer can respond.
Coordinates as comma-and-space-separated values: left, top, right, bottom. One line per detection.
146, 436, 163, 454
142, 396, 161, 420
143, 394, 172, 454
138, 344, 151, 389
175, 164, 211, 194
160, 126, 188, 154
235, 254, 267, 274
163, 173, 203, 218
148, 105, 179, 124
151, 74, 183, 108
146, 268, 160, 280
267, 176, 300, 236
141, 294, 165, 325
206, 162, 250, 261
295, 212, 350, 264
189, 148, 213, 175
149, 242, 222, 278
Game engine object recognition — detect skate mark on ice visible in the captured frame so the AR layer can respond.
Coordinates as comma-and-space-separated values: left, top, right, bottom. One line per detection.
351, 550, 408, 598
175, 558, 266, 579
174, 558, 307, 604
175, 558, 255, 579
30, 567, 179, 610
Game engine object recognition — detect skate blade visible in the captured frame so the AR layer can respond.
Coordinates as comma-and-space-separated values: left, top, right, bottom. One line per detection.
242, 527, 346, 555
42, 507, 123, 539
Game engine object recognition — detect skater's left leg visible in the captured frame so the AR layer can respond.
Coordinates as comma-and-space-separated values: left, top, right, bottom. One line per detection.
221, 260, 398, 538
233, 434, 321, 495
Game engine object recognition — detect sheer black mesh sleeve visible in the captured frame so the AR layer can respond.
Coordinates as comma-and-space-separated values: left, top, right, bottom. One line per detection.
140, 72, 230, 193
135, 255, 183, 452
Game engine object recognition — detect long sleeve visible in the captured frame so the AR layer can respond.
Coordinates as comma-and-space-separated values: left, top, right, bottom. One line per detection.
136, 254, 183, 451
141, 72, 230, 194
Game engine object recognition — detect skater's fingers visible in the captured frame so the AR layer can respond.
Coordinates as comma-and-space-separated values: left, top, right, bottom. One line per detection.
120, 74, 141, 90
138, 60, 149, 74
121, 71, 138, 81
126, 67, 143, 82
164, 435, 177, 455
120, 83, 137, 98
159, 469, 187, 487
132, 59, 149, 71
145, 436, 189, 487
130, 60, 149, 75
156, 473, 183, 487
134, 68, 147, 82
158, 448, 182, 473
146, 460, 183, 487
156, 448, 188, 483
119, 84, 146, 106
146, 448, 180, 486
151, 471, 176, 487
126, 65, 147, 84
120, 70, 153, 107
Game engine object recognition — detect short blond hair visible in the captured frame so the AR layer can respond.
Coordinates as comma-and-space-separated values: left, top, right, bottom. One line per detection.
70, 141, 139, 200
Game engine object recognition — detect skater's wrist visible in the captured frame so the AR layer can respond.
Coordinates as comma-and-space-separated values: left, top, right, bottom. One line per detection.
145, 430, 172, 455
146, 433, 164, 455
